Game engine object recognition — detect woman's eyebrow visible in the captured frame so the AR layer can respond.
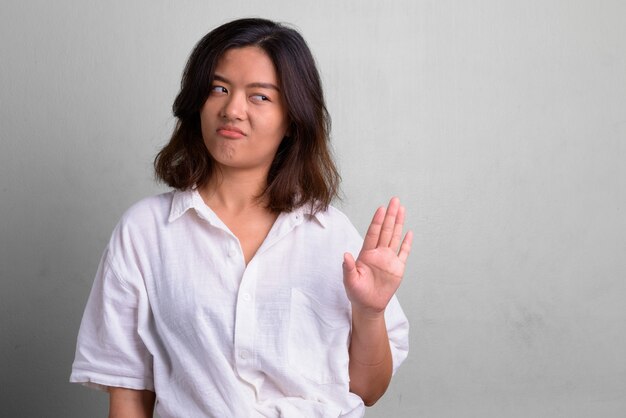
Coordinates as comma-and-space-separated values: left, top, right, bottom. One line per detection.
213, 74, 280, 92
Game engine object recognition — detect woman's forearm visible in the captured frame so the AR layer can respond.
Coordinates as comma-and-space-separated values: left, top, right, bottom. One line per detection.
348, 308, 393, 406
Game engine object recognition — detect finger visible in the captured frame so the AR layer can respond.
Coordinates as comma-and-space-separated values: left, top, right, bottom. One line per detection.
377, 197, 401, 248
362, 206, 385, 251
389, 205, 406, 252
398, 230, 414, 263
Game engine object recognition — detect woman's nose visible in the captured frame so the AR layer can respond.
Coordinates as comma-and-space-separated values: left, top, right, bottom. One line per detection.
221, 93, 246, 120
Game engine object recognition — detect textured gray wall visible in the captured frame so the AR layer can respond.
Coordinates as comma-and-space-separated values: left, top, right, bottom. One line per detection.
1, 1, 625, 417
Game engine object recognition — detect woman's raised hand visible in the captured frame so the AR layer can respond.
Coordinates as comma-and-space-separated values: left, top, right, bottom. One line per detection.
342, 197, 413, 317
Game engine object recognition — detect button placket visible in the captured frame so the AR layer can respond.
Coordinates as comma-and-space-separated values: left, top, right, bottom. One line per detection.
233, 262, 258, 377
231, 214, 302, 382
227, 242, 238, 258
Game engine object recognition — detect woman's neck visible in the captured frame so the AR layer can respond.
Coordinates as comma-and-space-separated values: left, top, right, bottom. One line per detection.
199, 168, 269, 214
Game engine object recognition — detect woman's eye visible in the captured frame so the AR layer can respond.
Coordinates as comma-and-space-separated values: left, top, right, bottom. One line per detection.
210, 86, 228, 94
251, 94, 269, 102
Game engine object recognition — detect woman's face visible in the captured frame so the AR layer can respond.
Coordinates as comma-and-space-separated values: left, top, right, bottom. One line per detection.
200, 46, 289, 176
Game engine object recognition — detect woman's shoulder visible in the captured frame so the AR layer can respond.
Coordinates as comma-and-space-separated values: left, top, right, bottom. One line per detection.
99, 192, 177, 270
119, 190, 176, 224
106, 190, 181, 239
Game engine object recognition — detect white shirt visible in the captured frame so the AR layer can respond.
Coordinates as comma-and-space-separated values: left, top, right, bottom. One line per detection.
70, 189, 409, 418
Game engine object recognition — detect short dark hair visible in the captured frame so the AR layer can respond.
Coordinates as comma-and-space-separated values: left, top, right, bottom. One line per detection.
154, 18, 339, 213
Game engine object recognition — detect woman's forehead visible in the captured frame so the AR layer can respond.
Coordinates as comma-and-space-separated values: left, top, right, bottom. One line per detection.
214, 46, 280, 86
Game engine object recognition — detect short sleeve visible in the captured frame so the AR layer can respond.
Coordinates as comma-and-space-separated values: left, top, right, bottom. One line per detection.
384, 295, 409, 374
70, 247, 154, 391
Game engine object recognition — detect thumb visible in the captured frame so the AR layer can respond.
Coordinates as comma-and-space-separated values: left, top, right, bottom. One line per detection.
342, 252, 357, 282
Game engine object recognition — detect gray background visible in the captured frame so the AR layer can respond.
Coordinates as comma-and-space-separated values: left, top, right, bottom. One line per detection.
1, 1, 625, 417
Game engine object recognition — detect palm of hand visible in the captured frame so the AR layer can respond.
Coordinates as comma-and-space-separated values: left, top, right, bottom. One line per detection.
343, 198, 413, 316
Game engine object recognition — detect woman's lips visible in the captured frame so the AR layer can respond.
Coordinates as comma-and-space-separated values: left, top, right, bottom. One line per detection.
217, 125, 246, 139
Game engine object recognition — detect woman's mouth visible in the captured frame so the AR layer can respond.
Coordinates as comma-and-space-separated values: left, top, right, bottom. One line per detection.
217, 125, 246, 139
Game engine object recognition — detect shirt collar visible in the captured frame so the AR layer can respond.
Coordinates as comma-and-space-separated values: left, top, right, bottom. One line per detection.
168, 188, 327, 228
168, 188, 198, 223
288, 202, 327, 228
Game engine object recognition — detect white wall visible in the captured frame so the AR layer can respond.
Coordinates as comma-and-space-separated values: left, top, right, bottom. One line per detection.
1, 1, 625, 417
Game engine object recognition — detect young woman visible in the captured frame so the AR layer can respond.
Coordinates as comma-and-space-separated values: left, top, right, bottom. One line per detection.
71, 18, 412, 418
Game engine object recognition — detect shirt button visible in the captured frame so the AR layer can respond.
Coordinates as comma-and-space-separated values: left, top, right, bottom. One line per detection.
242, 293, 251, 302
228, 247, 237, 257
239, 350, 249, 360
